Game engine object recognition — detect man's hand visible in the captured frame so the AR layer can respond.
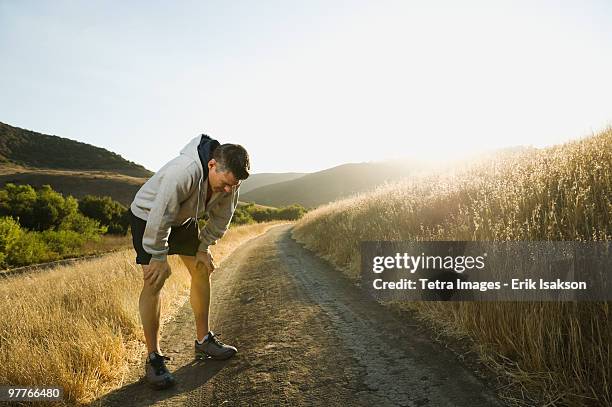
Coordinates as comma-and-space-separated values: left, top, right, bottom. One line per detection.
143, 259, 172, 291
195, 249, 216, 276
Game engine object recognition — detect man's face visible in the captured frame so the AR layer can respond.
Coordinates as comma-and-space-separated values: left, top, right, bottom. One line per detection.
208, 159, 240, 193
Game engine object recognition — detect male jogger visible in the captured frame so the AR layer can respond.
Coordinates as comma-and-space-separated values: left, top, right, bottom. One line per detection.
129, 134, 250, 389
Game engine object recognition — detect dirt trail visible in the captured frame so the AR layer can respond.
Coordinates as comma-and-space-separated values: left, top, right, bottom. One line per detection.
97, 224, 502, 406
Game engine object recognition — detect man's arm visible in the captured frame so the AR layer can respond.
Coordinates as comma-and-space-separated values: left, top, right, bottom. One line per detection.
197, 186, 240, 253
142, 163, 196, 261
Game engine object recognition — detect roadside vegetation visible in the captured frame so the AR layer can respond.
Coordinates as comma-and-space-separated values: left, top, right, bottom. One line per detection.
231, 202, 306, 225
293, 128, 611, 406
0, 184, 131, 268
0, 182, 306, 269
0, 221, 283, 405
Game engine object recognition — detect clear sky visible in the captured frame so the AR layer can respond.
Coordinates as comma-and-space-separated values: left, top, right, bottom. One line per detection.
1, 0, 611, 173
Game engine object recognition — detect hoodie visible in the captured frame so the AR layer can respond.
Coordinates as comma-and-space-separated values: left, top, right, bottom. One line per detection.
130, 135, 240, 261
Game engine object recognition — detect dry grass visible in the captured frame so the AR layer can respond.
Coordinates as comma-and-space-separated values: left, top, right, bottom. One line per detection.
80, 234, 133, 255
293, 128, 612, 406
0, 221, 283, 405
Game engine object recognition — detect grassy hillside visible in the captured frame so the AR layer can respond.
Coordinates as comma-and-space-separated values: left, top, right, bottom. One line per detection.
0, 165, 147, 206
0, 122, 152, 178
239, 172, 307, 194
293, 128, 611, 406
241, 161, 430, 208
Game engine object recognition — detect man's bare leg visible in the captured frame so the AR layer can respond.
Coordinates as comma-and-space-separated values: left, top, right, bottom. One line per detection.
139, 264, 163, 354
182, 254, 238, 359
180, 255, 211, 340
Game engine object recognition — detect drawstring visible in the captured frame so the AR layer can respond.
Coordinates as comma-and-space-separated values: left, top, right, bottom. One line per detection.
189, 173, 204, 229
195, 174, 203, 223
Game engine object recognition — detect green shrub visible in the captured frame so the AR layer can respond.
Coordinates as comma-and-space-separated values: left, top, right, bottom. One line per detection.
6, 231, 53, 267
60, 212, 106, 239
231, 207, 255, 225
0, 184, 36, 225
0, 185, 108, 267
41, 230, 86, 258
78, 195, 129, 235
0, 217, 23, 268
277, 204, 307, 220
238, 203, 307, 223
0, 184, 80, 231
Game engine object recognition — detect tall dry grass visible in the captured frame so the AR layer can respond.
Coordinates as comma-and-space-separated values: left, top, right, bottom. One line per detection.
0, 221, 282, 405
293, 128, 612, 406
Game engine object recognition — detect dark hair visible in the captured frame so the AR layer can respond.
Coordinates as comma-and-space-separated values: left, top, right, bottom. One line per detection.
212, 143, 250, 180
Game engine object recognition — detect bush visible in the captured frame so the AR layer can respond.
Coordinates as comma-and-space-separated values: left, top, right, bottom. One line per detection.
78, 195, 129, 235
41, 230, 86, 258
0, 184, 36, 225
6, 231, 53, 267
277, 204, 307, 220
231, 207, 255, 225
236, 203, 307, 223
0, 217, 105, 268
0, 184, 80, 231
60, 212, 106, 239
0, 185, 108, 267
32, 185, 78, 231
0, 217, 23, 268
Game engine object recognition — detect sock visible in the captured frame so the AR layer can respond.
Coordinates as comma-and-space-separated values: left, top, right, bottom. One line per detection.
197, 333, 210, 344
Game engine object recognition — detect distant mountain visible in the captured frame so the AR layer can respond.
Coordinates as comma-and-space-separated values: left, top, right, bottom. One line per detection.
0, 122, 152, 178
240, 161, 425, 208
240, 146, 544, 208
240, 172, 307, 194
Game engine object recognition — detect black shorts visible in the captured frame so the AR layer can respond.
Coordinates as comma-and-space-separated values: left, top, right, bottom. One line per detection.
128, 208, 200, 265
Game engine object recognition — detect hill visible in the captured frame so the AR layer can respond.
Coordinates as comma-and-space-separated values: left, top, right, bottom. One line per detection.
0, 122, 152, 178
240, 146, 539, 208
0, 165, 147, 206
240, 161, 427, 208
240, 172, 307, 194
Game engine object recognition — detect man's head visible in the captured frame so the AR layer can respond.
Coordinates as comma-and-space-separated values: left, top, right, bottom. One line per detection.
207, 143, 250, 193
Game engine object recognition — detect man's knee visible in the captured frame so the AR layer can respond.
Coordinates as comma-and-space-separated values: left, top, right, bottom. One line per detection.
180, 255, 205, 278
142, 280, 166, 295
186, 267, 211, 289
190, 267, 210, 285
140, 264, 167, 294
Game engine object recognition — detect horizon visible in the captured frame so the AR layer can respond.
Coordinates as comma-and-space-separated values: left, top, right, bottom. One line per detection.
1, 0, 611, 173
1, 119, 608, 175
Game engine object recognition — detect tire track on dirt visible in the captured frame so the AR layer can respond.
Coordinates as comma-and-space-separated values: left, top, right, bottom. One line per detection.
278, 226, 502, 406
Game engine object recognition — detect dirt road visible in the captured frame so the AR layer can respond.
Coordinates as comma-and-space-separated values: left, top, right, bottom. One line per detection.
98, 224, 502, 406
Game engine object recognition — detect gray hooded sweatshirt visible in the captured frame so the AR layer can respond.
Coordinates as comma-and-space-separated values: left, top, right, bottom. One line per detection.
130, 135, 239, 261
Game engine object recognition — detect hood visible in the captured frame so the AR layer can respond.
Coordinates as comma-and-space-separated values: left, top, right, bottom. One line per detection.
180, 134, 220, 181
197, 134, 220, 180
180, 134, 221, 222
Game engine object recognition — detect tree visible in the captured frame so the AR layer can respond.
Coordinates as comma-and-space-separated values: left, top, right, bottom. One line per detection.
78, 195, 129, 235
30, 185, 78, 231
0, 183, 36, 225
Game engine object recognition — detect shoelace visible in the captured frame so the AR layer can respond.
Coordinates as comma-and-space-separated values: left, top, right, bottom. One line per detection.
149, 354, 171, 376
208, 332, 225, 347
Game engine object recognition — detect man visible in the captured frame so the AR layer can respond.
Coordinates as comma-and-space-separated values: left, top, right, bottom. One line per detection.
128, 134, 250, 389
